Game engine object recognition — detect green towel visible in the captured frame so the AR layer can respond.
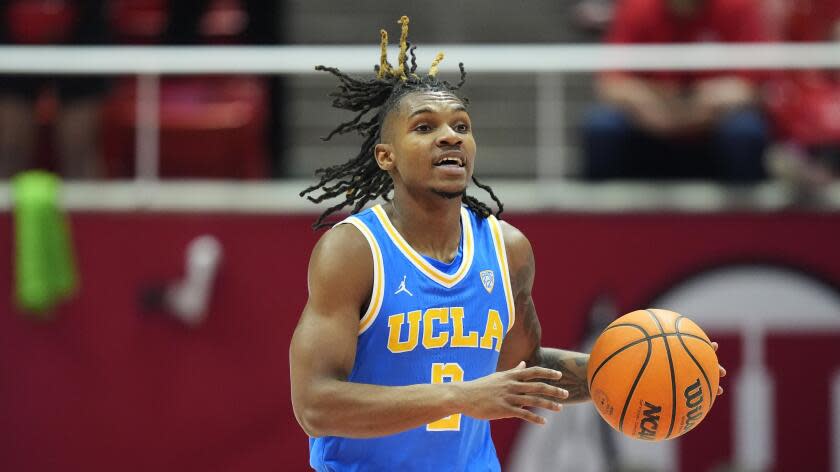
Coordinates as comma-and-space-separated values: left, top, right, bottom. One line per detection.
12, 171, 78, 317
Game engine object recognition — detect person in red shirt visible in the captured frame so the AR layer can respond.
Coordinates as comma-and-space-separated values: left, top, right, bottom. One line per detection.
582, 0, 770, 181
765, 0, 840, 184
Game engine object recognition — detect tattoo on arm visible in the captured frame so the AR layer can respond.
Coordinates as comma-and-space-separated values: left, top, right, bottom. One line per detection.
531, 348, 591, 403
515, 298, 591, 403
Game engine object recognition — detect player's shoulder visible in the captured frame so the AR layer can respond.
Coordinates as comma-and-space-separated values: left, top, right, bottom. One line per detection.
308, 221, 373, 283
311, 222, 370, 262
498, 219, 531, 255
497, 219, 534, 277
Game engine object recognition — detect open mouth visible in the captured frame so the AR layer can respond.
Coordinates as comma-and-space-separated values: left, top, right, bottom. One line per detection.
434, 156, 465, 167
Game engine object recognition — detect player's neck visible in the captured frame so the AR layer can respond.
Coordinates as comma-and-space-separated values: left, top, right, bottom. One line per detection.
386, 193, 462, 263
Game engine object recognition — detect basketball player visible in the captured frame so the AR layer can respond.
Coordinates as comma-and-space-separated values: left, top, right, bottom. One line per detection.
290, 17, 723, 471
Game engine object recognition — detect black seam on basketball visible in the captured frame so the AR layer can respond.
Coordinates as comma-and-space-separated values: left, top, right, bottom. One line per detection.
675, 316, 715, 411
602, 322, 650, 336
588, 324, 649, 389
646, 309, 677, 439
674, 332, 713, 348
618, 335, 652, 435
588, 332, 710, 389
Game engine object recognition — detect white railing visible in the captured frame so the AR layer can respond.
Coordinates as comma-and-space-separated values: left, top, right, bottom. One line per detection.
2, 43, 839, 74
1, 180, 838, 213
0, 43, 839, 211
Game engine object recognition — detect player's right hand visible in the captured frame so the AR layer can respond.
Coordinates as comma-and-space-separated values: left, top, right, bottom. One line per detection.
453, 361, 568, 425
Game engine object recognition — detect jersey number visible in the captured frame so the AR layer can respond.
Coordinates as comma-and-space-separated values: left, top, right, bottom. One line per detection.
427, 363, 464, 431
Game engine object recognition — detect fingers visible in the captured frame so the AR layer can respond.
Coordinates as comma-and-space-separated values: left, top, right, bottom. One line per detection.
513, 407, 547, 425
515, 381, 569, 401
508, 393, 563, 412
506, 394, 566, 425
514, 366, 563, 382
711, 341, 726, 394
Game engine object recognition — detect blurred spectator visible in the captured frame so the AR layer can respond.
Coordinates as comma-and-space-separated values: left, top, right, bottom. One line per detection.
0, 0, 110, 179
581, 0, 770, 182
574, 0, 615, 33
765, 0, 840, 186
163, 0, 286, 178
101, 0, 283, 179
164, 0, 276, 46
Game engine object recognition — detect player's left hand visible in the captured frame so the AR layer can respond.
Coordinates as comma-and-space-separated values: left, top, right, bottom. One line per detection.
711, 341, 726, 396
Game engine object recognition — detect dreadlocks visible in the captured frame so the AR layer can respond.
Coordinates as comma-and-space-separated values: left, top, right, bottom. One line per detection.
301, 15, 504, 230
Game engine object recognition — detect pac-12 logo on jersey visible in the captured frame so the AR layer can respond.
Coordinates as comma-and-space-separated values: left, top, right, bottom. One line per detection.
480, 270, 494, 294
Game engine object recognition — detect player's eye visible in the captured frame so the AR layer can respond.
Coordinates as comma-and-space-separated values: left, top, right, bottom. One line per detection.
414, 124, 432, 132
454, 123, 470, 133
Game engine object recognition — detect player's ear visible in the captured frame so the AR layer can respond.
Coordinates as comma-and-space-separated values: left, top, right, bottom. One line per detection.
374, 143, 395, 171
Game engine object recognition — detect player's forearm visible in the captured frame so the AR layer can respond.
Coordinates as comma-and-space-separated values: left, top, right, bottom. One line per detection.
295, 379, 462, 438
529, 347, 591, 403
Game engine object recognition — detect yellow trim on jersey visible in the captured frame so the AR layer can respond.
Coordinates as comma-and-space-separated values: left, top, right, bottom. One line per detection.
336, 217, 385, 335
488, 215, 515, 332
371, 205, 474, 288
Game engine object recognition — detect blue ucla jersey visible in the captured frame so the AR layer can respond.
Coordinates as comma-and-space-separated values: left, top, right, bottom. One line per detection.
309, 204, 516, 472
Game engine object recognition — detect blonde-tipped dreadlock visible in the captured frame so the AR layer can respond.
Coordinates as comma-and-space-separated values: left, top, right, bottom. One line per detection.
302, 16, 503, 230
428, 52, 445, 78
377, 30, 392, 79
395, 16, 410, 79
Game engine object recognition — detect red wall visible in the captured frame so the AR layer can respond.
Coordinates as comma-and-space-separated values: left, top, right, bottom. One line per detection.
1, 211, 838, 471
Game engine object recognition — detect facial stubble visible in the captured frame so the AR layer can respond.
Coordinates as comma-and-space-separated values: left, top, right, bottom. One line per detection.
432, 188, 467, 200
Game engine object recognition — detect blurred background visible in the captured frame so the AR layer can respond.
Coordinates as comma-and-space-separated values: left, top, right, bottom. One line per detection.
0, 0, 839, 471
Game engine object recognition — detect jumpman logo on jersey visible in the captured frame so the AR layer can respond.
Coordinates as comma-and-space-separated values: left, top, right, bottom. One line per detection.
394, 275, 413, 296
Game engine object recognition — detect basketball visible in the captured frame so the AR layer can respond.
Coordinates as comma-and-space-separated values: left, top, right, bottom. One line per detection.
587, 309, 719, 441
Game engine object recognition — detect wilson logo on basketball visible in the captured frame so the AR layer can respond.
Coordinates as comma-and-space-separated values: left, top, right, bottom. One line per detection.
637, 401, 662, 440
683, 378, 704, 432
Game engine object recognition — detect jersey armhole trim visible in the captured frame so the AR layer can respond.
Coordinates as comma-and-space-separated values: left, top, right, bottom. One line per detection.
488, 215, 515, 333
334, 217, 384, 335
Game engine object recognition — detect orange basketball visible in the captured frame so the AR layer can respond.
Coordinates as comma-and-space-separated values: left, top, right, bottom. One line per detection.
587, 309, 719, 441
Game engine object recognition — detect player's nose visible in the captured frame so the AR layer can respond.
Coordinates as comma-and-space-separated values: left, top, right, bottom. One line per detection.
436, 126, 463, 147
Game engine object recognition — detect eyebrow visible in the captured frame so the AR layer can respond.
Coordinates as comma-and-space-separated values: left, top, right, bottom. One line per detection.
407, 104, 467, 119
